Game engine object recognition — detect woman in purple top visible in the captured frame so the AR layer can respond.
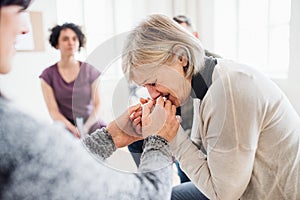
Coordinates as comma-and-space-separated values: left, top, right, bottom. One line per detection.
40, 23, 105, 138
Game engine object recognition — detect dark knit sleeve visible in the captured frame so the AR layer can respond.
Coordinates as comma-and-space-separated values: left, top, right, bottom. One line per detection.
82, 128, 116, 159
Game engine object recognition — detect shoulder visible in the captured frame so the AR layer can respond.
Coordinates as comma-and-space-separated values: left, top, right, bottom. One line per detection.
0, 99, 47, 134
81, 62, 99, 72
210, 59, 276, 105
213, 59, 266, 84
41, 63, 58, 76
80, 62, 101, 79
80, 62, 94, 70
0, 98, 72, 152
0, 99, 45, 151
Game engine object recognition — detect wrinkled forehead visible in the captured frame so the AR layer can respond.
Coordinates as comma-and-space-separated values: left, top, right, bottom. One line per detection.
129, 62, 185, 86
130, 63, 160, 85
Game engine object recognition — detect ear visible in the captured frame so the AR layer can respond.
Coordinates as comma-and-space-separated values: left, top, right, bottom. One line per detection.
172, 45, 189, 68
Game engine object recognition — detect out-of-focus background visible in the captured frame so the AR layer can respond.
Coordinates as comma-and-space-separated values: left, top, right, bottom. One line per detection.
1, 0, 299, 122
0, 0, 299, 176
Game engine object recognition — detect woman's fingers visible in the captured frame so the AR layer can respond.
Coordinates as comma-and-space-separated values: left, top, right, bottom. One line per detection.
133, 116, 141, 126
128, 103, 142, 115
130, 110, 142, 120
171, 104, 177, 115
156, 96, 164, 107
142, 99, 155, 117
164, 99, 172, 113
140, 97, 149, 104
135, 124, 142, 135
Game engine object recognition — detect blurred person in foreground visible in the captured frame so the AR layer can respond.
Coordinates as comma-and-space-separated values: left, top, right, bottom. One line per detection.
0, 1, 179, 199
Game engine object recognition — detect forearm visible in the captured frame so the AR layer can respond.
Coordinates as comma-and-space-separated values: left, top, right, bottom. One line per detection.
85, 80, 102, 132
82, 130, 173, 199
170, 128, 213, 197
83, 106, 101, 133
170, 127, 255, 200
135, 135, 173, 200
49, 111, 76, 131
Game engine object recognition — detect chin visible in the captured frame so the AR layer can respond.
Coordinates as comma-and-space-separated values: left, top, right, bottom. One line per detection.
0, 66, 12, 74
0, 57, 12, 73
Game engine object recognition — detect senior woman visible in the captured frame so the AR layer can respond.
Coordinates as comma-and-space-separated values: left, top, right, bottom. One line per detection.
122, 14, 300, 200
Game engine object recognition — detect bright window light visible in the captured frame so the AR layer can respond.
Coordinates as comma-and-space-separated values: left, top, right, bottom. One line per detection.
214, 0, 291, 78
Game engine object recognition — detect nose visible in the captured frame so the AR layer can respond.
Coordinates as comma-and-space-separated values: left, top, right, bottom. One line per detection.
67, 38, 75, 46
145, 85, 161, 100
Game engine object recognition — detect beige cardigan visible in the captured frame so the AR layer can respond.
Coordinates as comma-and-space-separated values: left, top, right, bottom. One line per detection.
171, 59, 300, 200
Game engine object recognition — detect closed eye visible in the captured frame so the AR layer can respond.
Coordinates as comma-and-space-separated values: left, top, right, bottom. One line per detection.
143, 80, 157, 87
150, 79, 157, 87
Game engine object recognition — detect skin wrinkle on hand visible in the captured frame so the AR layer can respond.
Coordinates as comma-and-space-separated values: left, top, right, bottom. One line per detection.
142, 101, 166, 138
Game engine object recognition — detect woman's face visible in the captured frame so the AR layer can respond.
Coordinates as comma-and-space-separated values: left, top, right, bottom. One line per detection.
0, 5, 29, 74
132, 56, 192, 107
56, 28, 80, 56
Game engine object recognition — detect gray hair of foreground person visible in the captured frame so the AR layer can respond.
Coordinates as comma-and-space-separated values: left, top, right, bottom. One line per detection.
122, 14, 205, 81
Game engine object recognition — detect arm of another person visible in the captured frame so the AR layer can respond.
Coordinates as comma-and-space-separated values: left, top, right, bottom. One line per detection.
82, 103, 143, 159
83, 99, 179, 199
40, 79, 80, 138
170, 72, 261, 199
0, 99, 176, 200
83, 78, 101, 133
82, 127, 174, 199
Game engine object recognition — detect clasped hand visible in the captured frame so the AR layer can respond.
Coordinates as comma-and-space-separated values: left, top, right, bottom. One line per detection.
107, 96, 180, 148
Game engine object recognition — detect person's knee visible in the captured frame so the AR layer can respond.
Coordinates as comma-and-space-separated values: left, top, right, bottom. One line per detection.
171, 182, 209, 200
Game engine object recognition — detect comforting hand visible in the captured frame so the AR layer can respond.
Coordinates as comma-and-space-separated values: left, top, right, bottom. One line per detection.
129, 97, 150, 135
142, 96, 180, 142
107, 103, 143, 148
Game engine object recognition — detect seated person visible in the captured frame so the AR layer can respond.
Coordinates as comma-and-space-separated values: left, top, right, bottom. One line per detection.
128, 14, 220, 184
123, 14, 300, 200
0, 2, 180, 199
40, 23, 106, 138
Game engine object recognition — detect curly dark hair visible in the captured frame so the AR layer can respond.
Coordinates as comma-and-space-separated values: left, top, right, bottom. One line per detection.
49, 23, 86, 51
0, 0, 31, 8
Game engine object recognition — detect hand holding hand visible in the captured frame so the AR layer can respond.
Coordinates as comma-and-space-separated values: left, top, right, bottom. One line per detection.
142, 96, 180, 142
107, 103, 143, 148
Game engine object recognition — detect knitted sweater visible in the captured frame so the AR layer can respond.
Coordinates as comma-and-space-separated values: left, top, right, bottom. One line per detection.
0, 98, 172, 200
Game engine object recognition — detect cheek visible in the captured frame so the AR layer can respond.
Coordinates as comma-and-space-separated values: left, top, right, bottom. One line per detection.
146, 86, 158, 97
159, 78, 184, 94
162, 79, 191, 103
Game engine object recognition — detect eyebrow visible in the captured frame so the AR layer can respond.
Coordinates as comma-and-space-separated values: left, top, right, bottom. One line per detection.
140, 77, 156, 86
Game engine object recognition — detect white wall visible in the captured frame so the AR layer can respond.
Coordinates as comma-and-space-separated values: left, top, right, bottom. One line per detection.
275, 0, 300, 113
1, 0, 299, 124
0, 0, 59, 122
196, 0, 300, 114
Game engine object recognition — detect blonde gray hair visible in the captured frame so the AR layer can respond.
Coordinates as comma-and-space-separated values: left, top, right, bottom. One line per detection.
122, 14, 205, 82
